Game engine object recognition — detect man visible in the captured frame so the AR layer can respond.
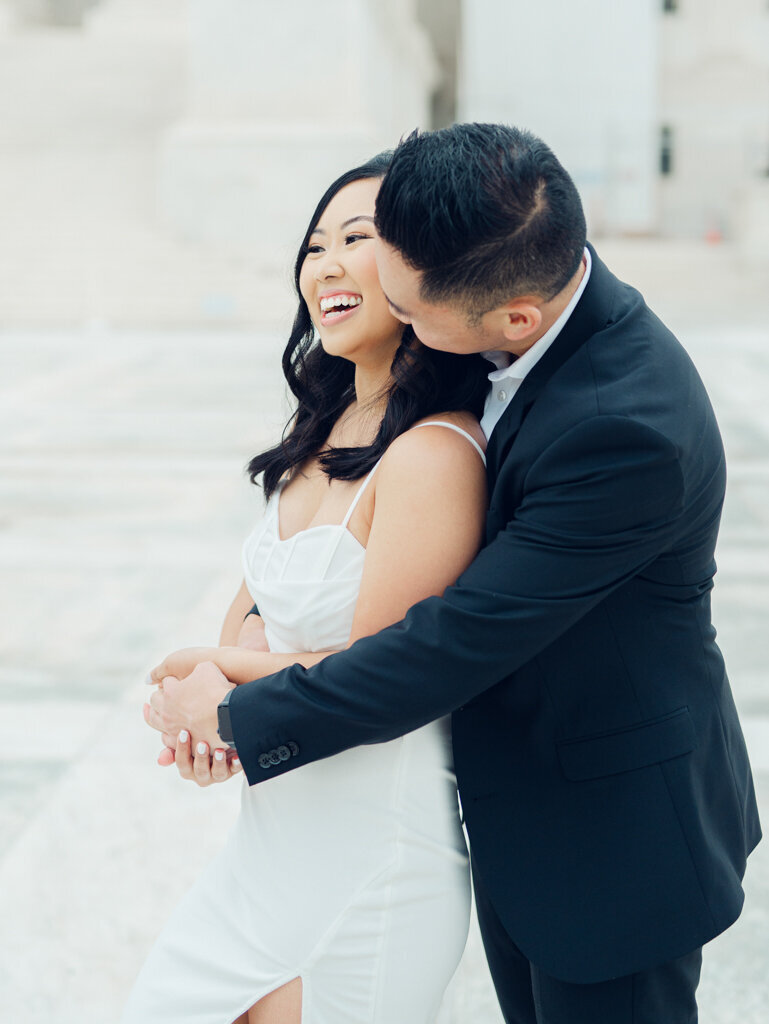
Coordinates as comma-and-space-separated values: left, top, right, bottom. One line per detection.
147, 123, 760, 1023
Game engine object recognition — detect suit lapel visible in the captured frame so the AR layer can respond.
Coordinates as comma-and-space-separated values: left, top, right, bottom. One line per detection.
485, 244, 617, 490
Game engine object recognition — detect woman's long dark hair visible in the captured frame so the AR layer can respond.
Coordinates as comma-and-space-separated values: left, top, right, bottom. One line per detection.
248, 152, 490, 499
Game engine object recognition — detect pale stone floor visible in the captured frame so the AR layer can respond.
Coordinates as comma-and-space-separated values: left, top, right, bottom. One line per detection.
1, 313, 768, 1022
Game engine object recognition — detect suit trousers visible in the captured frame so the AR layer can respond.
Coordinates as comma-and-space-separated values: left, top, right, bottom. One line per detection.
472, 863, 703, 1024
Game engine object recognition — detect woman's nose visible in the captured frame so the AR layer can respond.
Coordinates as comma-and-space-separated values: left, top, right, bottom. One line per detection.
315, 253, 344, 281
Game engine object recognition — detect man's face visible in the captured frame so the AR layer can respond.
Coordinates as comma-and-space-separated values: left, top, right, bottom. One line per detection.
374, 239, 496, 354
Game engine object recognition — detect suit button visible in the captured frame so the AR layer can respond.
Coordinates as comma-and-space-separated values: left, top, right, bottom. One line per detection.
268, 749, 282, 765
258, 753, 272, 770
287, 741, 300, 757
276, 745, 291, 761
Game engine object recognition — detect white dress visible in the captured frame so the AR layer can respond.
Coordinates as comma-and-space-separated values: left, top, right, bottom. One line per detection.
123, 422, 485, 1024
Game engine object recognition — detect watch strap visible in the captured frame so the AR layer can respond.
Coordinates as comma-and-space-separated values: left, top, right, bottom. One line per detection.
216, 687, 237, 748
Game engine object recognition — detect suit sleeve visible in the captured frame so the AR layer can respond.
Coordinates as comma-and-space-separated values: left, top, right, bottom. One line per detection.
230, 415, 685, 784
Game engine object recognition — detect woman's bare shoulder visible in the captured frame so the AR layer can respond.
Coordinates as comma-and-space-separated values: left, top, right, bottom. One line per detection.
410, 411, 487, 453
376, 413, 487, 491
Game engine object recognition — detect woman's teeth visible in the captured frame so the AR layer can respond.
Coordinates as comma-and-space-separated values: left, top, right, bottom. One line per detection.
320, 294, 362, 314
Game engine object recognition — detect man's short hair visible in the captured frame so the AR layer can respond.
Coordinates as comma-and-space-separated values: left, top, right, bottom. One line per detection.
374, 123, 587, 321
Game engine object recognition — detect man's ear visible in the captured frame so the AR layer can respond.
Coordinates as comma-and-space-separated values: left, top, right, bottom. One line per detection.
494, 300, 543, 347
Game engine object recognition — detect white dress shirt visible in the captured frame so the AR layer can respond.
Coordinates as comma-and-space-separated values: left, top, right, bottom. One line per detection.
480, 248, 592, 440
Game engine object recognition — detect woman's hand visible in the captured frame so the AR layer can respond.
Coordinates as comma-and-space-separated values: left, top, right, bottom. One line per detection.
173, 730, 242, 787
149, 646, 223, 686
145, 662, 233, 748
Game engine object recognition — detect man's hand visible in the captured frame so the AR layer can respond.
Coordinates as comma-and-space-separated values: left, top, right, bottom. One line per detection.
144, 661, 234, 755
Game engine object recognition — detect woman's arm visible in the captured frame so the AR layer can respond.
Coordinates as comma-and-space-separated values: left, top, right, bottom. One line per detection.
220, 580, 257, 645
220, 580, 268, 649
346, 422, 487, 643
151, 645, 331, 687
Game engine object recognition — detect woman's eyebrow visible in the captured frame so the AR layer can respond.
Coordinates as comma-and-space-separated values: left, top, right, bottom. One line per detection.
310, 215, 375, 236
341, 215, 376, 229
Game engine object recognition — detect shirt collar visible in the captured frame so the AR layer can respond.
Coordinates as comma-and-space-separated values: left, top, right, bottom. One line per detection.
483, 246, 592, 382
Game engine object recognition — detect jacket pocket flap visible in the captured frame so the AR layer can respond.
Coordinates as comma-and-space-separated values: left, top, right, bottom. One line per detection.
557, 707, 695, 782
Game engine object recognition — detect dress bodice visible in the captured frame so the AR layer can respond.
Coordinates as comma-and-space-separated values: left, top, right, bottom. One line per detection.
242, 483, 367, 654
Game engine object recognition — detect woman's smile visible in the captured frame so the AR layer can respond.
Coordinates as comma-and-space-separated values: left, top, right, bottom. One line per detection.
319, 290, 363, 325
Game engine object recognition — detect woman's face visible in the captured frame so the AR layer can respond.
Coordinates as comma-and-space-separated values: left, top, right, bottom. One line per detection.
299, 177, 405, 367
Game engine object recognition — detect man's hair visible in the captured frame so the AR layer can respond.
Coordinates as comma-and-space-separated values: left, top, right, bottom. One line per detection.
375, 123, 587, 321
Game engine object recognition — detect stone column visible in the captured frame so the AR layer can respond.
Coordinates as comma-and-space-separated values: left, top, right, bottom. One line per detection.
158, 0, 438, 256
417, 0, 461, 128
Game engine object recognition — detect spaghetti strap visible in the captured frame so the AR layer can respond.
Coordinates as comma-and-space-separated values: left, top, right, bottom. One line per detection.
412, 420, 487, 466
341, 458, 385, 529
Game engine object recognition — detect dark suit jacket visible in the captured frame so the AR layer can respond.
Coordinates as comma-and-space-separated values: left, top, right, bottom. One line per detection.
229, 245, 761, 983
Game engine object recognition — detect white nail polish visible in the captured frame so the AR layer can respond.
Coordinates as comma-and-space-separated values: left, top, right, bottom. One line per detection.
197, 742, 207, 755
179, 730, 189, 743
214, 750, 224, 761
232, 758, 241, 769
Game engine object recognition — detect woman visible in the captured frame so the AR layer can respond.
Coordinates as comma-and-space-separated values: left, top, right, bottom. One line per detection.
124, 152, 490, 1024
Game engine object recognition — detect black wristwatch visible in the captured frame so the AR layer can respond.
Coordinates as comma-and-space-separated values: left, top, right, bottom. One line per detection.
217, 688, 238, 749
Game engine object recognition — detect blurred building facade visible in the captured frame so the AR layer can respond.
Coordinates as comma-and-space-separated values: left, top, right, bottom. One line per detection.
0, 0, 766, 327
658, 0, 769, 239
457, 0, 769, 244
